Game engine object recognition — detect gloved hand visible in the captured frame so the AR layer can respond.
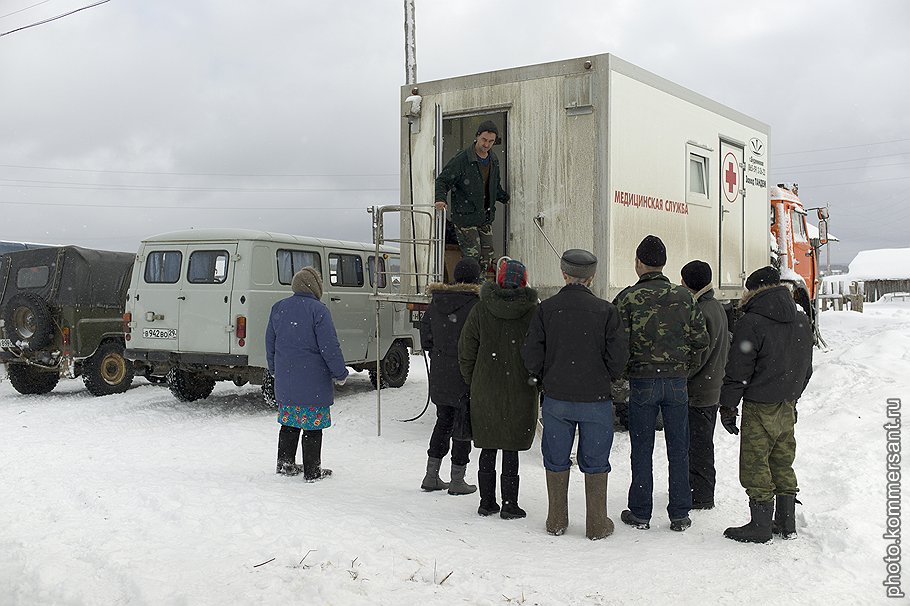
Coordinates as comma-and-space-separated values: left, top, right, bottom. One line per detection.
720, 406, 740, 435
333, 377, 346, 387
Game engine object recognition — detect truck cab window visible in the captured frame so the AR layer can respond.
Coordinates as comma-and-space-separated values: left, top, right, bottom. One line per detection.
791, 209, 808, 242
144, 251, 182, 284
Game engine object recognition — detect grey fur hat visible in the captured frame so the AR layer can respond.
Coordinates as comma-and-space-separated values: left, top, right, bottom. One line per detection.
291, 267, 323, 299
561, 249, 598, 279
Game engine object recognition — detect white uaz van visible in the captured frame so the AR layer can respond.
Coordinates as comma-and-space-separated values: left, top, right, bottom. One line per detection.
124, 228, 417, 402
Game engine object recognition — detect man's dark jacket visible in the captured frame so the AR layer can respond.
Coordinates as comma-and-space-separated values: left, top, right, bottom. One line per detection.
688, 287, 730, 407
720, 285, 814, 408
434, 145, 509, 228
522, 283, 629, 402
419, 282, 479, 407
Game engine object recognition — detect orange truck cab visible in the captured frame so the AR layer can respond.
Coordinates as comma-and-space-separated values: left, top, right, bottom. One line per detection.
770, 183, 828, 323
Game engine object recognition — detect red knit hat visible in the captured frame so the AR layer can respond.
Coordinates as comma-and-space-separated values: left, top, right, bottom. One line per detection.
496, 257, 528, 289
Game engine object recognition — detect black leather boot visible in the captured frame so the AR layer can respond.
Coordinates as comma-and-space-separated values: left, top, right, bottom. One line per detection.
302, 430, 332, 482
477, 470, 500, 516
500, 474, 526, 519
724, 499, 774, 543
772, 494, 797, 539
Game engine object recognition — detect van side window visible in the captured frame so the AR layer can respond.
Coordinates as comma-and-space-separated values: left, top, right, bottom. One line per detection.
188, 250, 230, 284
329, 253, 364, 287
144, 251, 183, 284
16, 266, 49, 289
368, 256, 387, 288
277, 249, 321, 285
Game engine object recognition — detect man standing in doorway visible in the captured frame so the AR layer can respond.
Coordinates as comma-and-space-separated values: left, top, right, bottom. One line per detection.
613, 235, 709, 532
435, 121, 510, 276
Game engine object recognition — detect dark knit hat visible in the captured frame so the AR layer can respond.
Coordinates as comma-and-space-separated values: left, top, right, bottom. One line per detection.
561, 249, 597, 279
291, 267, 323, 299
496, 258, 528, 289
636, 235, 667, 267
681, 260, 712, 292
745, 266, 781, 291
453, 257, 481, 284
475, 120, 499, 138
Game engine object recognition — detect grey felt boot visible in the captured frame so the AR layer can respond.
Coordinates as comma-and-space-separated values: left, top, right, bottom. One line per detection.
545, 469, 570, 536
421, 457, 449, 491
447, 464, 476, 495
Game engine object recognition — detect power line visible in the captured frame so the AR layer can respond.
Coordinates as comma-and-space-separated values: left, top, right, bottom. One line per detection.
0, 163, 398, 178
0, 200, 374, 210
0, 0, 110, 38
776, 137, 910, 156
0, 0, 53, 20
773, 160, 910, 176
0, 179, 399, 193
795, 175, 910, 189
775, 151, 910, 170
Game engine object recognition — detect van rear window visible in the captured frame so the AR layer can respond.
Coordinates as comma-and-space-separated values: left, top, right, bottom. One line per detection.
188, 250, 229, 284
17, 266, 49, 289
144, 251, 183, 284
277, 249, 321, 285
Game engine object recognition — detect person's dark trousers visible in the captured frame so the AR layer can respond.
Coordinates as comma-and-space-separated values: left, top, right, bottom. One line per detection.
688, 404, 718, 507
627, 377, 692, 521
541, 396, 614, 473
477, 448, 519, 512
277, 424, 301, 470
427, 405, 471, 466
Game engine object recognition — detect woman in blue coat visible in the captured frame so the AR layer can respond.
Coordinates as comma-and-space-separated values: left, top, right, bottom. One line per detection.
266, 267, 348, 480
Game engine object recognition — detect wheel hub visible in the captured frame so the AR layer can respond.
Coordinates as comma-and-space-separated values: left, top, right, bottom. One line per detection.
100, 354, 127, 384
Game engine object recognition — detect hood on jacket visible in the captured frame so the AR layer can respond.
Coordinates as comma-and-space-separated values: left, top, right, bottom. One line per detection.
426, 282, 480, 315
740, 284, 798, 323
480, 281, 537, 320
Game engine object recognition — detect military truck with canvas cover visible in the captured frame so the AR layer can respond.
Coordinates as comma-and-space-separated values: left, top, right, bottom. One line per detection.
0, 246, 136, 396
123, 228, 418, 403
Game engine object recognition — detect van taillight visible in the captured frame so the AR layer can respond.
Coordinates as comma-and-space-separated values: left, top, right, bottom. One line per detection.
122, 312, 132, 341
62, 326, 71, 346
236, 316, 247, 346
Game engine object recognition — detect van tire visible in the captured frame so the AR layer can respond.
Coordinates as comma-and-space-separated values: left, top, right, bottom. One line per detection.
83, 341, 134, 396
167, 368, 216, 402
7, 364, 59, 395
2, 292, 54, 349
369, 341, 409, 389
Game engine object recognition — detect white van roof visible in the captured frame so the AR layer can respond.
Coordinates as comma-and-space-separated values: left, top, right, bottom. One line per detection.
141, 228, 399, 254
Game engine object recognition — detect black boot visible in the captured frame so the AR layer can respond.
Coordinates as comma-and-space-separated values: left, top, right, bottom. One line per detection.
276, 425, 301, 475
500, 474, 526, 519
724, 499, 774, 543
302, 430, 332, 482
477, 470, 500, 516
772, 494, 797, 539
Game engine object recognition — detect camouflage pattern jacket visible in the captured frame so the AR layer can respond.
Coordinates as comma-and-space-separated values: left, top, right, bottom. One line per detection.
613, 272, 709, 379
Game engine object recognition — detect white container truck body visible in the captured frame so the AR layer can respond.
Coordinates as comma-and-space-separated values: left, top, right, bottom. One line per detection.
400, 54, 770, 302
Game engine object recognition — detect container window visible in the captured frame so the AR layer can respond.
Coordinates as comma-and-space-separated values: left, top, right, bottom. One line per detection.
144, 251, 183, 284
329, 253, 364, 287
16, 266, 49, 289
689, 155, 708, 195
188, 250, 230, 284
368, 256, 387, 289
277, 249, 321, 285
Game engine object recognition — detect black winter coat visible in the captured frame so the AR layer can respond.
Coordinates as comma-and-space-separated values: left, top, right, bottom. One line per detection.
522, 283, 629, 402
459, 282, 539, 451
720, 285, 814, 408
434, 146, 509, 228
419, 282, 480, 407
687, 288, 730, 407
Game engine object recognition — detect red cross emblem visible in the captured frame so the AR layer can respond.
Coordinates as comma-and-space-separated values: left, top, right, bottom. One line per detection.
723, 152, 738, 203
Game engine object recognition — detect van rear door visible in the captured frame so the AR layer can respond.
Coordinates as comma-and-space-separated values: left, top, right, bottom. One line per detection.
131, 247, 186, 350
178, 245, 237, 354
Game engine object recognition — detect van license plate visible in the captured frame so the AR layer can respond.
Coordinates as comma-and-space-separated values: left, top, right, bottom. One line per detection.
0, 339, 13, 348
142, 328, 177, 340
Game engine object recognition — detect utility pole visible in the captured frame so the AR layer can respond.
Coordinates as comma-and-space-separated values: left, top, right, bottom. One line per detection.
404, 0, 417, 85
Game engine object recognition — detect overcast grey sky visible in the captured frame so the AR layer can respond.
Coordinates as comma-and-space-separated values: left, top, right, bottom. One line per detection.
1, 0, 908, 265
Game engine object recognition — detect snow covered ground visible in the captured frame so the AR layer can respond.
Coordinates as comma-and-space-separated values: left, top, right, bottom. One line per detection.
2, 302, 907, 605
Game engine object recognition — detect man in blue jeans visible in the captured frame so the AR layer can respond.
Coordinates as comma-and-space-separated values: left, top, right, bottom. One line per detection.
613, 236, 709, 531
522, 249, 629, 539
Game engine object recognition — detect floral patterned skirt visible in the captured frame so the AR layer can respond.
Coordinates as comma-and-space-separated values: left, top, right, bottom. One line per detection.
277, 403, 332, 430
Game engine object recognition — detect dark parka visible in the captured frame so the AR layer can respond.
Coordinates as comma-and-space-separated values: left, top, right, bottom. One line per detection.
720, 285, 814, 408
687, 287, 730, 407
434, 145, 510, 228
522, 283, 629, 402
459, 281, 538, 451
419, 282, 480, 407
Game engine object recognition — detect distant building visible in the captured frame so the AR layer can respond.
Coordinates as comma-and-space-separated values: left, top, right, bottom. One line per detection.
837, 248, 910, 302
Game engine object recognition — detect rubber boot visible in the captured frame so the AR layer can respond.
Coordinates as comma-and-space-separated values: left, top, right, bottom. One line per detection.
585, 472, 614, 540
302, 430, 332, 482
447, 464, 476, 495
421, 457, 449, 491
500, 474, 527, 519
772, 494, 797, 540
276, 425, 300, 475
724, 499, 774, 543
477, 470, 500, 516
545, 469, 570, 536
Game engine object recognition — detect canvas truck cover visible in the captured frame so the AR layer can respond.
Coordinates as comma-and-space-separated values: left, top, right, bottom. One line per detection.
0, 246, 134, 309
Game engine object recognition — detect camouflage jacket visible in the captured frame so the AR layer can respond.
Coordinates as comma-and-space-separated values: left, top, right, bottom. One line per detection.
613, 272, 709, 378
